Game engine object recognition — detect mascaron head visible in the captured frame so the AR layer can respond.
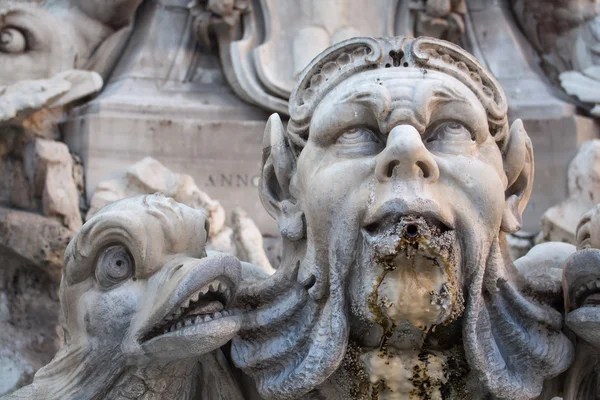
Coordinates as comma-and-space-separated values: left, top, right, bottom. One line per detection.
239, 36, 568, 400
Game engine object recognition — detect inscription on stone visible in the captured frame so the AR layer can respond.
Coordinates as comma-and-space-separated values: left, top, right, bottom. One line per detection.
205, 173, 260, 188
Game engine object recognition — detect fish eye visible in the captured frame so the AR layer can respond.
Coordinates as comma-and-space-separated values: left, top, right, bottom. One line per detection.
0, 27, 27, 54
95, 245, 134, 288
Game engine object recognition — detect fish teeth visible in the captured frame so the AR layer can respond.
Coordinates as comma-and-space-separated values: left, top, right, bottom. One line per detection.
209, 282, 218, 292
587, 281, 596, 290
200, 285, 209, 295
182, 298, 191, 309
214, 311, 222, 319
204, 315, 212, 322
218, 282, 225, 292
185, 318, 193, 326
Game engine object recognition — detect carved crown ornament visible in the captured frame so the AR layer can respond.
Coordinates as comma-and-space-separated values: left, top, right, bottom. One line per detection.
287, 36, 508, 153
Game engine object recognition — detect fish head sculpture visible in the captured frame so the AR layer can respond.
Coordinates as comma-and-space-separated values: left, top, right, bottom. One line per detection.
564, 205, 600, 348
61, 193, 242, 365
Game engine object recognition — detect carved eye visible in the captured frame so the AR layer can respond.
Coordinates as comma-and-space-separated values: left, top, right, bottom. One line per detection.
426, 121, 473, 142
337, 128, 379, 145
0, 27, 27, 54
96, 245, 134, 288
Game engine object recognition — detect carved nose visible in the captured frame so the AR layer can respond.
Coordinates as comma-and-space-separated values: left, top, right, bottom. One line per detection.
375, 125, 439, 183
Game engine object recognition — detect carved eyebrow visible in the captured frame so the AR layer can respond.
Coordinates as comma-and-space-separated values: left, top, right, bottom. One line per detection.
427, 86, 470, 107
335, 82, 392, 123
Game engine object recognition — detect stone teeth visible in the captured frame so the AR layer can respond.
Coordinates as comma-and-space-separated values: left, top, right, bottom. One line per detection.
209, 282, 218, 292
222, 310, 228, 316
200, 285, 209, 295
204, 315, 212, 322
587, 281, 596, 290
176, 321, 183, 329
185, 318, 193, 326
191, 291, 200, 302
218, 282, 226, 292
214, 312, 222, 318
182, 298, 191, 309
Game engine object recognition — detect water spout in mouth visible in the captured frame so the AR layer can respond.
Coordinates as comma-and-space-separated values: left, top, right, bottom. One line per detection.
365, 215, 464, 332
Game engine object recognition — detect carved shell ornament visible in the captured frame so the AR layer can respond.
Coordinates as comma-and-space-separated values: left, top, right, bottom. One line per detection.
287, 36, 509, 153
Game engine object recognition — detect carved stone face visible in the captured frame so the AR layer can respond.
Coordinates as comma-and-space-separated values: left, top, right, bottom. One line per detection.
235, 37, 572, 400
294, 68, 505, 341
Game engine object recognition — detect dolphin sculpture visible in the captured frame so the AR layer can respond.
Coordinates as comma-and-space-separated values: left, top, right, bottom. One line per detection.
2, 193, 243, 400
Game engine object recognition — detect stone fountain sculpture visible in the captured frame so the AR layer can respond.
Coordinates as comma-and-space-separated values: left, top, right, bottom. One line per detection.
2, 193, 245, 400
231, 36, 576, 399
3, 34, 600, 400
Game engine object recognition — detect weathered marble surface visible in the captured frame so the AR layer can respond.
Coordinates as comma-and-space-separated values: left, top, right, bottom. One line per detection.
2, 194, 244, 400
232, 36, 574, 399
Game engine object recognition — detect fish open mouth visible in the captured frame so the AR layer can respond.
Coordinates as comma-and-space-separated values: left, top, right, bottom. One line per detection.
141, 278, 235, 343
572, 279, 600, 309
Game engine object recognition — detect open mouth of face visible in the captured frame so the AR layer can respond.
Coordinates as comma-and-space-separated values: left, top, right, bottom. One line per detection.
141, 278, 235, 343
362, 215, 463, 329
364, 214, 454, 259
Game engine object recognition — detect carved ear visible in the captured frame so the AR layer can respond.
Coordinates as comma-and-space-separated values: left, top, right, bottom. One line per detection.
501, 119, 534, 233
260, 114, 305, 240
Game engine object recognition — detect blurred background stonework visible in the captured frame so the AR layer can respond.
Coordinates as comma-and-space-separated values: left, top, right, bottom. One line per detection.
2, 0, 600, 394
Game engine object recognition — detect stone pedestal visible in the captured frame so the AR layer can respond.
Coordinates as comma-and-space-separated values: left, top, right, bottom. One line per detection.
465, 0, 600, 232
62, 0, 276, 234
